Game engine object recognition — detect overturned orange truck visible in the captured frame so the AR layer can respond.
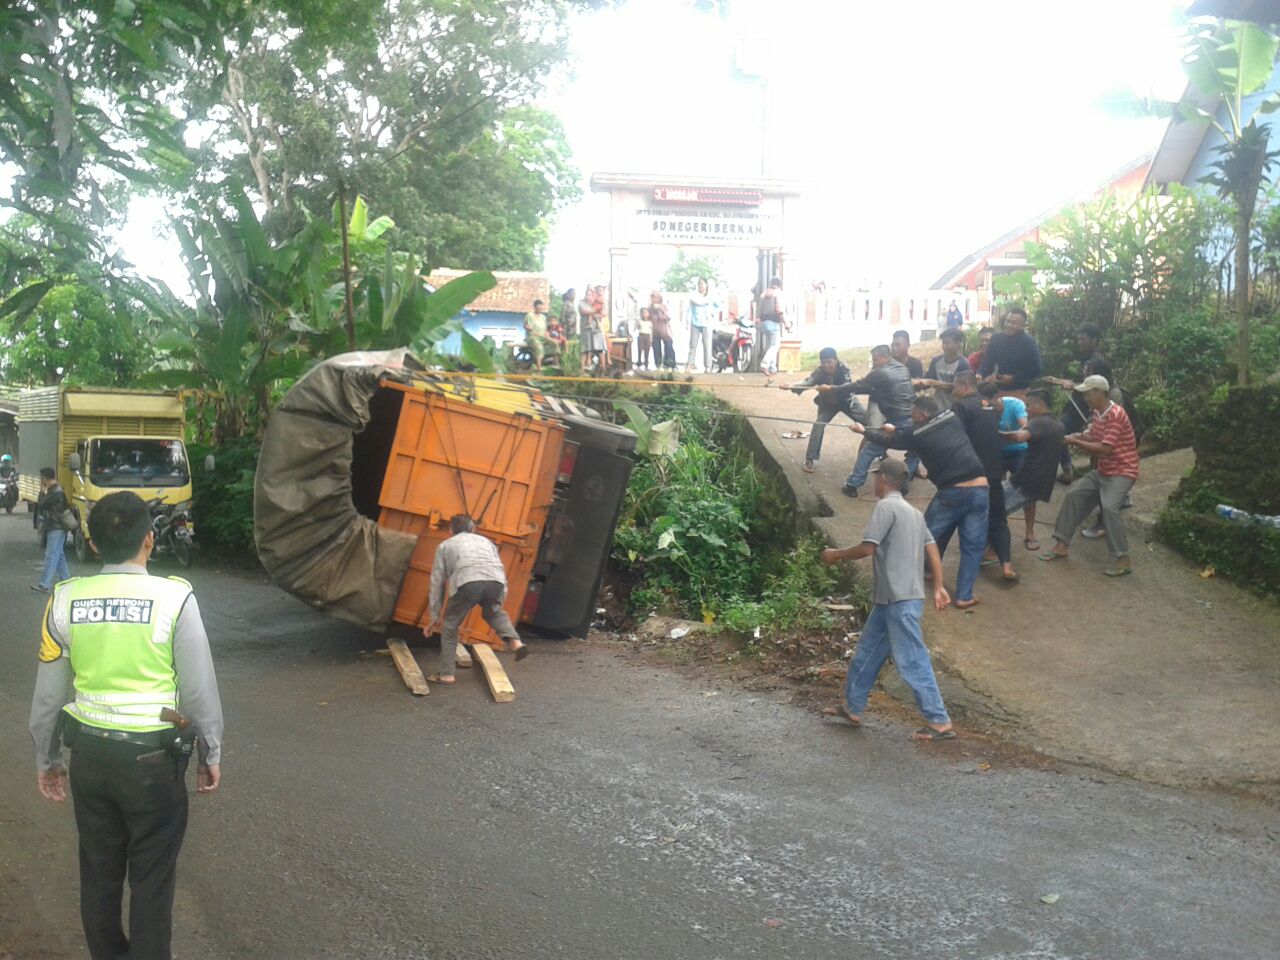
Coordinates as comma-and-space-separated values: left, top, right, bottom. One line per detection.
253, 351, 636, 644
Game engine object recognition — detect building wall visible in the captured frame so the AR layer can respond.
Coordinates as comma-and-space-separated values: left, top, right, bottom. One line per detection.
438, 310, 528, 356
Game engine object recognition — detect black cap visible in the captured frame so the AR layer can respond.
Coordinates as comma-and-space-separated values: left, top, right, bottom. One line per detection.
819, 347, 838, 361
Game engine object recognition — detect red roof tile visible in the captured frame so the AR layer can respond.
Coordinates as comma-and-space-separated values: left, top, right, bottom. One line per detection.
425, 269, 551, 315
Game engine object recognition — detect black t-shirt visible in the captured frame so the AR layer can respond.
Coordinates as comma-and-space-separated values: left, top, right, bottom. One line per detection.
1077, 351, 1115, 386
979, 332, 1043, 389
1012, 414, 1066, 502
901, 355, 924, 379
951, 396, 1003, 482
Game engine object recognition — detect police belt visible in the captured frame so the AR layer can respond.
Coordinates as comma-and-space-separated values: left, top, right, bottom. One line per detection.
70, 721, 169, 748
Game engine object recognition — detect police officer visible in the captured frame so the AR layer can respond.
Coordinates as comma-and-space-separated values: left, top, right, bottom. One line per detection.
29, 490, 224, 960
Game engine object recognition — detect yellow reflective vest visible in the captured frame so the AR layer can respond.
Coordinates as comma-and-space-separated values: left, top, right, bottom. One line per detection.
50, 573, 193, 733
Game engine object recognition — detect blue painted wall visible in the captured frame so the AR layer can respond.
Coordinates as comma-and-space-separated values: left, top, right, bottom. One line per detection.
1181, 61, 1280, 185
438, 310, 527, 355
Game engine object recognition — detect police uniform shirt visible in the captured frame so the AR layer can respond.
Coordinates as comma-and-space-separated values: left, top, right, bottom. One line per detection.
29, 563, 224, 771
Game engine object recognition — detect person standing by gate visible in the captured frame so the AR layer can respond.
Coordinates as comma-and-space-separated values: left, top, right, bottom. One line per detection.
686, 277, 716, 373
426, 514, 528, 684
649, 291, 675, 369
33, 466, 72, 593
29, 490, 224, 960
758, 276, 788, 375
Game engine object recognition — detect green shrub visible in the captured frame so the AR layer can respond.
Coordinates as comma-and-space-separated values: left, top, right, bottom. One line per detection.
1157, 382, 1280, 596
189, 438, 259, 557
719, 536, 858, 634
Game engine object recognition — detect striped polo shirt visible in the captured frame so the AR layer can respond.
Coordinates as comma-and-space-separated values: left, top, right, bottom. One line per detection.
1087, 402, 1139, 480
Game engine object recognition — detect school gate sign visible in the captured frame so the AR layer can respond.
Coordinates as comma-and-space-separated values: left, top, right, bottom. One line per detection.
589, 172, 802, 325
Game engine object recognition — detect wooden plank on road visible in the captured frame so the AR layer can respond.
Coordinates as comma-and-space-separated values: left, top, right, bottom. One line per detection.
455, 643, 473, 668
387, 638, 430, 696
469, 644, 515, 702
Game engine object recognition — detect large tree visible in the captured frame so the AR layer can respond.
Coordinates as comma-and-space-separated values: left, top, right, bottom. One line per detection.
211, 0, 587, 269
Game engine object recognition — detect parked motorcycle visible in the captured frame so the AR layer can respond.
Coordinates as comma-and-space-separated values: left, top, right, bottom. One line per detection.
711, 313, 755, 373
149, 499, 194, 567
0, 475, 17, 514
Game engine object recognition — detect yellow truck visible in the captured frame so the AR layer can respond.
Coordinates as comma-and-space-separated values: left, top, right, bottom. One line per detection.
18, 387, 196, 563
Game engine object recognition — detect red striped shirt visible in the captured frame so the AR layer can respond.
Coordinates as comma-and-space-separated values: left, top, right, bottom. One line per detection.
1087, 403, 1139, 479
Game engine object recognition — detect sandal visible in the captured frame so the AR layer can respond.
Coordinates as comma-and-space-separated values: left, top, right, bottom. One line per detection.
910, 727, 957, 741
1103, 567, 1133, 578
1024, 537, 1039, 551
425, 674, 456, 684
1038, 551, 1068, 562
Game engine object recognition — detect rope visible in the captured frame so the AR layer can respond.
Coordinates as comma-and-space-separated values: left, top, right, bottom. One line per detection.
411, 369, 795, 390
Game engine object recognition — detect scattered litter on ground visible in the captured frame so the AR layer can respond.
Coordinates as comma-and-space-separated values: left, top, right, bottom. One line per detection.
780, 430, 809, 439
1040, 893, 1060, 905
1199, 565, 1216, 578
763, 918, 783, 928
671, 626, 691, 640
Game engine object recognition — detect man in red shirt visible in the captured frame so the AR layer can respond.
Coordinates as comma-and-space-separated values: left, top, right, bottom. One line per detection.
967, 327, 993, 375
1039, 376, 1139, 576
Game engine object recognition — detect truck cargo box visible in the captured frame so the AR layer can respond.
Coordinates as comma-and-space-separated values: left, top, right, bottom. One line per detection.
254, 351, 635, 645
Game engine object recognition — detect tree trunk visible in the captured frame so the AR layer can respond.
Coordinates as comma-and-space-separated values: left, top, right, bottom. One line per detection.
1234, 144, 1267, 386
1235, 201, 1252, 386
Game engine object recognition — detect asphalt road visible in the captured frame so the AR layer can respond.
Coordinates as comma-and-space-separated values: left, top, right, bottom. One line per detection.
1, 513, 1277, 960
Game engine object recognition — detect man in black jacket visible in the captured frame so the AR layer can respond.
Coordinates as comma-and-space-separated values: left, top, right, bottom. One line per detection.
850, 397, 989, 608
779, 347, 867, 472
33, 467, 72, 593
951, 373, 1017, 581
820, 345, 919, 493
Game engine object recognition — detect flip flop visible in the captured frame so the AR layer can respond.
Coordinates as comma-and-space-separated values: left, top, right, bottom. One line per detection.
1024, 537, 1040, 551
1103, 567, 1133, 578
822, 706, 861, 727
425, 674, 456, 684
910, 727, 957, 741
513, 643, 531, 661
980, 559, 998, 568
1002, 570, 1020, 581
1038, 551, 1068, 562
954, 598, 980, 609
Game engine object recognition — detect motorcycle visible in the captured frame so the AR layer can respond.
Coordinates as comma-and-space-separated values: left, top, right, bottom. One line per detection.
711, 313, 755, 373
0, 474, 17, 514
149, 499, 194, 567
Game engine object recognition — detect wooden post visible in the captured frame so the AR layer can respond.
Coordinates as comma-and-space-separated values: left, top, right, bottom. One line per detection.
387, 638, 430, 696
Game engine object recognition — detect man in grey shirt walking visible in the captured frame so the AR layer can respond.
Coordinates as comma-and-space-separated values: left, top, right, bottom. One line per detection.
426, 514, 527, 684
821, 458, 955, 740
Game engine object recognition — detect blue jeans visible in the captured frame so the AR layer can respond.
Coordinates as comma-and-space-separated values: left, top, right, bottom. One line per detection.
844, 599, 949, 724
924, 485, 990, 602
39, 528, 70, 589
845, 419, 920, 490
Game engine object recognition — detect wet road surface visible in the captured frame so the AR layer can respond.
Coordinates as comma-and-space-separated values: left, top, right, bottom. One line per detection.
0, 514, 1276, 959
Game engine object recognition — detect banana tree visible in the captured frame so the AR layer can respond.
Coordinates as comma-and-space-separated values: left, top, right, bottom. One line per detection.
133, 188, 322, 442
1130, 20, 1280, 384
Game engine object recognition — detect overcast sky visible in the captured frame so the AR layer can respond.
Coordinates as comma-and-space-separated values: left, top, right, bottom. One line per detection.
539, 0, 1191, 293
110, 0, 1193, 299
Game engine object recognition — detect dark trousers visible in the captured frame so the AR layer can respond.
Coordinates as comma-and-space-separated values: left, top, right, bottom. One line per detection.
655, 337, 675, 368
986, 477, 1011, 564
636, 333, 652, 368
438, 579, 518, 674
69, 733, 189, 960
805, 398, 867, 463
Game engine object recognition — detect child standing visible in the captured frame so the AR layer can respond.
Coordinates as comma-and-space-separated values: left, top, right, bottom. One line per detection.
636, 307, 653, 370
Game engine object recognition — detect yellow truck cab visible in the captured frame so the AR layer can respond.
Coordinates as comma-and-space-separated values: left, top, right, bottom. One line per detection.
18, 387, 194, 561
